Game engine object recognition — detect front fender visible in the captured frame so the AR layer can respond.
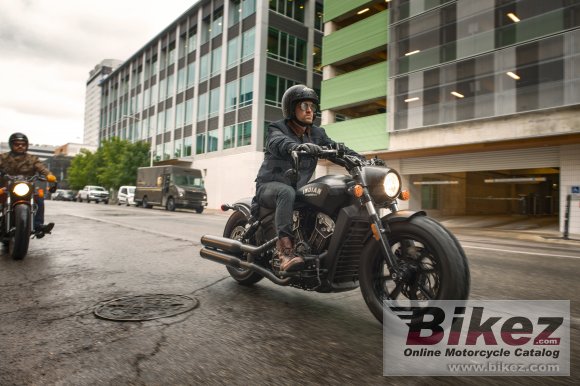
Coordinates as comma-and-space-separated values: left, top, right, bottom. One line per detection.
382, 210, 426, 224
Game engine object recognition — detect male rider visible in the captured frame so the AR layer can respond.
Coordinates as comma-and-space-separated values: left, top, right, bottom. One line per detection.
0, 132, 57, 238
254, 85, 363, 272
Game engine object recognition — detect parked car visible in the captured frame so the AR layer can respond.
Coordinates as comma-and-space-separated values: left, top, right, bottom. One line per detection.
51, 189, 75, 201
117, 186, 136, 206
77, 185, 109, 204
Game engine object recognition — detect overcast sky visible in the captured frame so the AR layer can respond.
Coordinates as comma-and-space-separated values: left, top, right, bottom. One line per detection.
0, 0, 198, 147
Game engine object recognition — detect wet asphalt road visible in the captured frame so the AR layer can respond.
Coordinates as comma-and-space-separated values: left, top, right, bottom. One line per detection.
0, 201, 578, 385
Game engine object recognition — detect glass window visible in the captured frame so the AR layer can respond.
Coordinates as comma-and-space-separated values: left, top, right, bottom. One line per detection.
165, 106, 174, 132
168, 43, 176, 66
239, 74, 253, 107
198, 92, 208, 120
209, 87, 220, 117
151, 83, 158, 105
159, 78, 167, 101
201, 16, 211, 43
237, 121, 251, 146
208, 129, 218, 152
223, 124, 235, 149
176, 102, 184, 128
269, 0, 305, 23
174, 139, 182, 158
188, 29, 197, 53
266, 28, 305, 68
179, 34, 187, 59
225, 80, 237, 111
265, 74, 296, 107
200, 54, 209, 80
166, 73, 174, 98
211, 9, 223, 39
211, 46, 222, 77
241, 27, 255, 61
242, 0, 255, 18
229, 0, 242, 27
157, 110, 165, 133
187, 62, 196, 87
185, 98, 194, 124
196, 133, 206, 154
177, 67, 186, 92
184, 136, 192, 156
227, 36, 240, 68
315, 2, 324, 31
155, 143, 162, 162
144, 88, 151, 107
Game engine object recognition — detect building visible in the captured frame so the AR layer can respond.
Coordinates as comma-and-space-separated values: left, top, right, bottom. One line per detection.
0, 143, 56, 163
321, 0, 580, 236
54, 143, 98, 157
99, 0, 324, 209
85, 59, 123, 147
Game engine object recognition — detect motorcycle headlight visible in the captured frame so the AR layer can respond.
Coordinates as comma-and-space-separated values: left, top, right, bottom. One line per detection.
383, 172, 401, 199
12, 183, 30, 197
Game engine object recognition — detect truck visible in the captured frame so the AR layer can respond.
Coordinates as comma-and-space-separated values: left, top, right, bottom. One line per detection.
134, 166, 207, 213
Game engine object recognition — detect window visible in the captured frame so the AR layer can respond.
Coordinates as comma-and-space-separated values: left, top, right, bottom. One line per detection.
166, 73, 174, 98
237, 121, 251, 146
209, 87, 220, 118
187, 62, 196, 87
266, 74, 297, 107
199, 54, 209, 81
223, 124, 235, 149
239, 74, 253, 107
177, 67, 186, 92
225, 80, 237, 111
185, 98, 193, 124
174, 139, 182, 158
267, 28, 306, 68
241, 27, 255, 62
208, 129, 218, 152
184, 136, 192, 156
313, 45, 322, 74
211, 46, 222, 77
151, 83, 158, 105
157, 110, 165, 133
211, 8, 223, 40
198, 92, 208, 120
159, 78, 167, 101
315, 2, 324, 31
227, 36, 239, 68
187, 29, 197, 53
165, 106, 174, 132
196, 133, 206, 154
269, 0, 305, 23
176, 102, 184, 128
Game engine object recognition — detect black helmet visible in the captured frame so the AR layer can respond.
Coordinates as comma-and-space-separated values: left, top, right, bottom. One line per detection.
9, 132, 29, 153
281, 85, 319, 120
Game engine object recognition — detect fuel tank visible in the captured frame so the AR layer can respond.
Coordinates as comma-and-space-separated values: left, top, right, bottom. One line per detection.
296, 175, 354, 214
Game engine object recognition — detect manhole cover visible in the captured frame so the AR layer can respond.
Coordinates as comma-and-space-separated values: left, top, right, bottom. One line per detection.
94, 294, 199, 321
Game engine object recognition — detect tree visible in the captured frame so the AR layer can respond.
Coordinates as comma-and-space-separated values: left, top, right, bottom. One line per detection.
67, 139, 150, 191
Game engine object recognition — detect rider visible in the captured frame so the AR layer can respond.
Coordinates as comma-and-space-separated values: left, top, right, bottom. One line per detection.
254, 85, 363, 272
0, 132, 57, 238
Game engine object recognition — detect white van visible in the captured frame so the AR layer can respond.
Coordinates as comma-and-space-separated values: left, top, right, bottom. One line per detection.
117, 186, 136, 206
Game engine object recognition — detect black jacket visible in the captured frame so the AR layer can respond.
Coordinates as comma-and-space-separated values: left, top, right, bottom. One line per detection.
256, 119, 362, 190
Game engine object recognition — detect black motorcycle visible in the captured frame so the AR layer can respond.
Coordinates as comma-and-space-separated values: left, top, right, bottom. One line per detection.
200, 145, 470, 323
0, 174, 55, 260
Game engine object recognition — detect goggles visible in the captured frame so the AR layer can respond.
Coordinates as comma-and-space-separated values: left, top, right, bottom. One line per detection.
299, 102, 318, 113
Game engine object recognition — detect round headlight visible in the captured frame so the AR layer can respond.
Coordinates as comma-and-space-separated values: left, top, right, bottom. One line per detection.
383, 172, 401, 199
13, 183, 30, 197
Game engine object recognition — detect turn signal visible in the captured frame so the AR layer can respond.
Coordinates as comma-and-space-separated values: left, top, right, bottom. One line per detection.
352, 184, 364, 198
370, 223, 380, 240
38, 189, 44, 198
399, 190, 410, 201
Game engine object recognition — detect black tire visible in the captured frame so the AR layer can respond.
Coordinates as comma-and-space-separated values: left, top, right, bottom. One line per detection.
9, 205, 31, 260
195, 207, 204, 214
359, 215, 470, 324
224, 211, 263, 285
77, 197, 82, 203
166, 197, 176, 211
104, 200, 109, 205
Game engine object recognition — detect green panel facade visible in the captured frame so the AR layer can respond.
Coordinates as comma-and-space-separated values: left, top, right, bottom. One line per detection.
323, 113, 388, 153
323, 0, 372, 23
322, 10, 389, 66
321, 62, 387, 111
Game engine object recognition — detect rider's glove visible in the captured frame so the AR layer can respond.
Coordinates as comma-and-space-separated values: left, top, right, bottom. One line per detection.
291, 143, 322, 155
46, 174, 57, 183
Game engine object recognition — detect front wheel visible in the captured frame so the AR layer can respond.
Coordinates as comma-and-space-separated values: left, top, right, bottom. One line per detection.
9, 205, 31, 260
224, 210, 263, 285
359, 215, 470, 324
166, 197, 176, 211
195, 207, 204, 214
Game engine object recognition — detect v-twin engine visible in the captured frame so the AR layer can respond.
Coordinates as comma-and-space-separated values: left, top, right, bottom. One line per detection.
293, 212, 335, 254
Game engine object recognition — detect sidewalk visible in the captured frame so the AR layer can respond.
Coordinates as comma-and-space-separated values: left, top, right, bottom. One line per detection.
432, 215, 580, 246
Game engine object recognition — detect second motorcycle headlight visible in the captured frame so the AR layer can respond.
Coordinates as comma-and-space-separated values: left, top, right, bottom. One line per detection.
383, 172, 401, 199
12, 183, 30, 197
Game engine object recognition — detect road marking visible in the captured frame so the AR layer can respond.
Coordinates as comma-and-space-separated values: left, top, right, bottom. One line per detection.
463, 244, 580, 259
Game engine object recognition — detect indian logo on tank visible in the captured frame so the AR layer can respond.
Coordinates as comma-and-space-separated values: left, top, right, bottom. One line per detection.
302, 186, 322, 197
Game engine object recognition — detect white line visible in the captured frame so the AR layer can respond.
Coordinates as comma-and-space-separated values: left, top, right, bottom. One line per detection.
463, 244, 580, 259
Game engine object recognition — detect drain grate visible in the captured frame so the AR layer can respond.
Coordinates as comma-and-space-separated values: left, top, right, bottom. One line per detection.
94, 294, 199, 321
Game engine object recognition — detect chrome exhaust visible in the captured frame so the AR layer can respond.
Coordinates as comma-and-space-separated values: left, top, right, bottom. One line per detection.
200, 235, 277, 256
200, 247, 290, 285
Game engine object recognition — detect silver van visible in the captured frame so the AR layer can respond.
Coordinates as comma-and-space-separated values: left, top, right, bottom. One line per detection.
117, 186, 136, 206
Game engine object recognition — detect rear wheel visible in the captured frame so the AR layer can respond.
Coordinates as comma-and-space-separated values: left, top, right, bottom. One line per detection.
195, 207, 204, 214
359, 215, 470, 324
166, 197, 176, 211
142, 197, 151, 209
224, 211, 263, 285
9, 205, 31, 260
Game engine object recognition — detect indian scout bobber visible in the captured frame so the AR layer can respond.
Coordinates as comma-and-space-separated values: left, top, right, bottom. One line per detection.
200, 145, 470, 323
0, 174, 55, 260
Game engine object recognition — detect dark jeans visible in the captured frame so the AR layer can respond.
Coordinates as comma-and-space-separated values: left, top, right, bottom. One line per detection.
34, 195, 45, 230
256, 182, 295, 239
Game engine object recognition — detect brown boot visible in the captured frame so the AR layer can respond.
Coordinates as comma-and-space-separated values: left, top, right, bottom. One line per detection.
276, 236, 304, 272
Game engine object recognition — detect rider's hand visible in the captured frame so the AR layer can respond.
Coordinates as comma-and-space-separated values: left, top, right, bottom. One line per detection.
293, 143, 322, 155
46, 174, 57, 183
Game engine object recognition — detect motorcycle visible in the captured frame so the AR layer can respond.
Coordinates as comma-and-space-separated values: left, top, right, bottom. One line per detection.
0, 174, 56, 260
200, 145, 470, 323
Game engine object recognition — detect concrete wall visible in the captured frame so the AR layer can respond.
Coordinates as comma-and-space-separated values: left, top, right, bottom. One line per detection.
560, 144, 580, 236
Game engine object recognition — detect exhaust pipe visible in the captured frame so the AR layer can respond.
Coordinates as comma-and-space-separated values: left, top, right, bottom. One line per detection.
201, 235, 277, 256
200, 247, 290, 285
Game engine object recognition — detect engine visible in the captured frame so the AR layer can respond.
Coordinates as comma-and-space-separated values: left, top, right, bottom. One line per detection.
292, 211, 335, 255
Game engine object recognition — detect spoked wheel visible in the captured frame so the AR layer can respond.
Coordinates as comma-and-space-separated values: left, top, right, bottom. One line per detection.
359, 215, 470, 323
224, 211, 263, 285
